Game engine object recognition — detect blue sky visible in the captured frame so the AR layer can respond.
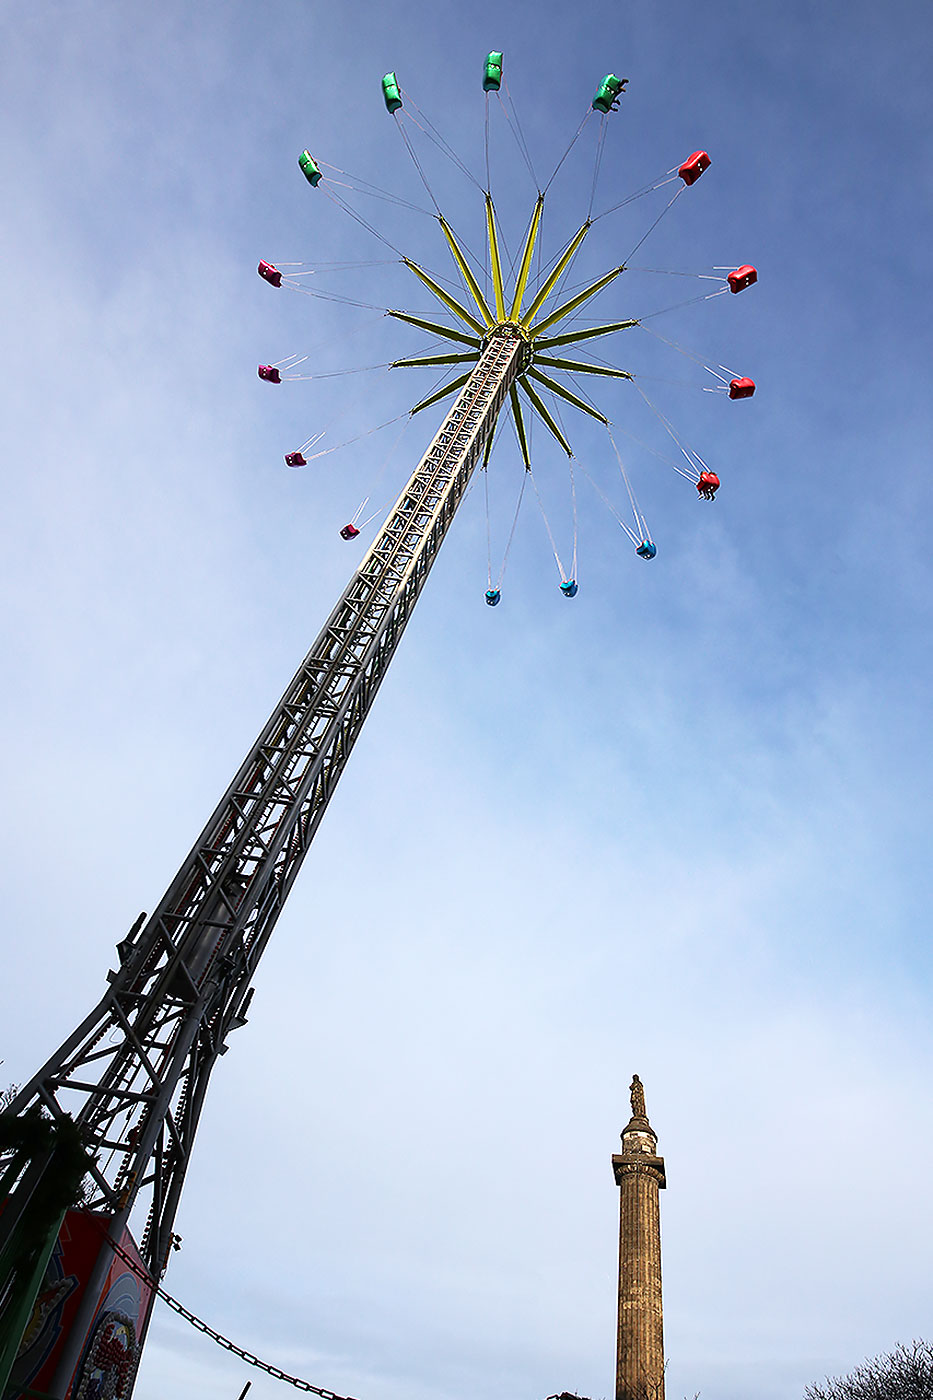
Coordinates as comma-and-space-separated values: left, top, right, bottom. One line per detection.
2, 5, 932, 1400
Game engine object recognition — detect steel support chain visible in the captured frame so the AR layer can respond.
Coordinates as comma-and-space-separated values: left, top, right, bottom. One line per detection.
2, 330, 523, 1314
103, 1235, 362, 1400
101, 1237, 574, 1400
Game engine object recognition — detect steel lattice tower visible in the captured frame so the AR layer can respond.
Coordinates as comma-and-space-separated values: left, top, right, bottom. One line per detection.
0, 328, 524, 1400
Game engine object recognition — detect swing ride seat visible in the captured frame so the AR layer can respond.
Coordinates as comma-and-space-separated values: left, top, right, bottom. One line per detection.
727, 265, 757, 293
729, 376, 755, 399
592, 74, 627, 113
298, 151, 322, 186
560, 580, 579, 597
284, 452, 307, 468
696, 471, 720, 499
258, 261, 282, 288
258, 365, 281, 383
382, 73, 403, 113
636, 541, 657, 559
679, 150, 711, 185
485, 588, 501, 606
483, 53, 503, 92
340, 524, 361, 540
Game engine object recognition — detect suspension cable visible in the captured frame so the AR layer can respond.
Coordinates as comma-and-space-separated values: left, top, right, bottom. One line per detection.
625, 184, 685, 261
486, 462, 529, 592
288, 283, 390, 312
350, 417, 413, 530
400, 93, 485, 192
569, 457, 579, 579
355, 501, 391, 529
305, 411, 410, 464
548, 396, 580, 578
543, 110, 593, 194
495, 84, 539, 190
319, 177, 431, 215
498, 470, 528, 589
638, 323, 737, 384
592, 172, 680, 222
484, 462, 493, 587
576, 458, 639, 546
529, 470, 567, 582
317, 162, 433, 216
607, 425, 652, 543
627, 265, 726, 280
278, 260, 399, 274
604, 418, 701, 480
321, 187, 407, 259
631, 382, 705, 480
281, 313, 392, 371
635, 286, 728, 321
484, 92, 492, 194
587, 118, 609, 219
393, 112, 442, 213
277, 363, 392, 382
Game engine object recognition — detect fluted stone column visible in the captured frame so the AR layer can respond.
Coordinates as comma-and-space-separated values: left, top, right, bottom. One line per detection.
613, 1075, 666, 1400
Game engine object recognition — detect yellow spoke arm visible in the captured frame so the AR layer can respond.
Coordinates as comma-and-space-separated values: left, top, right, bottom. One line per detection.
520, 220, 591, 328
534, 355, 632, 379
387, 309, 481, 348
410, 371, 472, 416
526, 368, 608, 424
509, 385, 531, 467
485, 196, 506, 322
438, 217, 494, 326
529, 265, 626, 338
509, 195, 545, 320
391, 352, 480, 369
482, 426, 496, 468
402, 260, 486, 334
518, 376, 573, 457
534, 319, 638, 350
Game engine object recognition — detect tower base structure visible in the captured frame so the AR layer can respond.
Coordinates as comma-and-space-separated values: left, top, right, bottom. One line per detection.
3, 1211, 152, 1400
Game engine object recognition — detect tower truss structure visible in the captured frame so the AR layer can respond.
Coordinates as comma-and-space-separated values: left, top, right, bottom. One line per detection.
0, 327, 522, 1400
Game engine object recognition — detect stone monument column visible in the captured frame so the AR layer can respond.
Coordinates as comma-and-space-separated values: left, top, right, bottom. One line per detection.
613, 1075, 667, 1400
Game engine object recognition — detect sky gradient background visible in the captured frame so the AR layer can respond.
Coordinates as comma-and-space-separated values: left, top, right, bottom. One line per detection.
2, 5, 932, 1400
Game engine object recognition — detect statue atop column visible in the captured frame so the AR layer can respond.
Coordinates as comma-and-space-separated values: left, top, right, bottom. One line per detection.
630, 1074, 647, 1120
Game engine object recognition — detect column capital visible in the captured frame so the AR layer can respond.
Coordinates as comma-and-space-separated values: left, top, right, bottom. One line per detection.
612, 1153, 667, 1189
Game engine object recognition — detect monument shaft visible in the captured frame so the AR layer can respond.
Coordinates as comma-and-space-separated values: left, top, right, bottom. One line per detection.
613, 1076, 666, 1400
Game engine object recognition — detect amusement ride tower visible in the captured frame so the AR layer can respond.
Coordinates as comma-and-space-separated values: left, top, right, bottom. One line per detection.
0, 57, 754, 1400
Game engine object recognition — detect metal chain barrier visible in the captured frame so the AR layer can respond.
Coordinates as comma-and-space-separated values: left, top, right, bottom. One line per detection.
106, 1237, 362, 1400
